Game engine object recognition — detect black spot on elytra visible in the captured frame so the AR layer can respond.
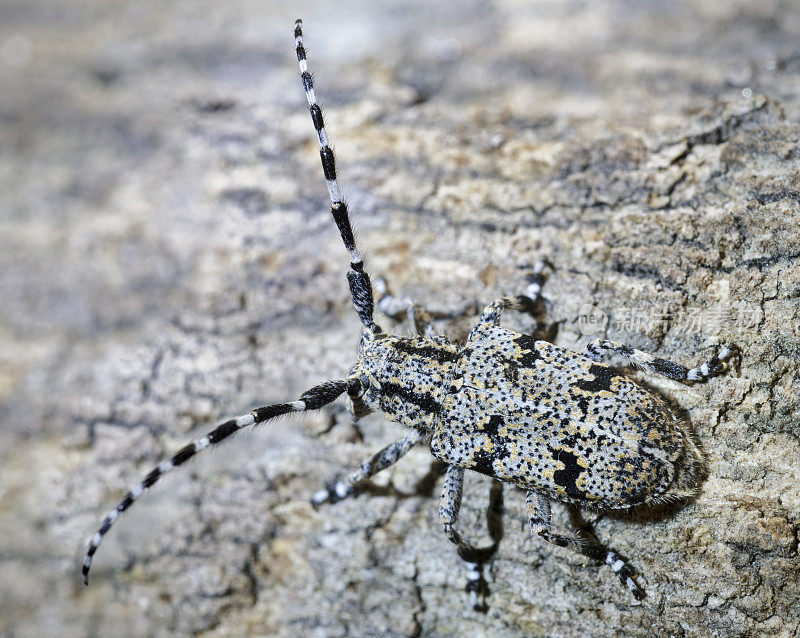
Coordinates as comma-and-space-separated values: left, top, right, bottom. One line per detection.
550, 448, 585, 498
513, 333, 543, 368
471, 415, 511, 477
575, 395, 590, 418
576, 364, 623, 393
557, 430, 592, 449
471, 450, 495, 476
503, 365, 519, 384
485, 414, 503, 437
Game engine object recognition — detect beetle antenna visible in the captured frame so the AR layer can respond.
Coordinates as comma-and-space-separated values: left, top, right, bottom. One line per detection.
82, 378, 355, 584
295, 18, 380, 333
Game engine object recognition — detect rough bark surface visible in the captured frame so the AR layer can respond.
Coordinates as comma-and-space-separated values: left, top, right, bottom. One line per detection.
1, 1, 798, 637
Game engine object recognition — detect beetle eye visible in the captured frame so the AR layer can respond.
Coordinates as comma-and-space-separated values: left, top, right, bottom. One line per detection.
347, 377, 365, 398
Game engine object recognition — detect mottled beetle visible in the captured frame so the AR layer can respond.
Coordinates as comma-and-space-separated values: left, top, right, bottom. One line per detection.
82, 19, 740, 605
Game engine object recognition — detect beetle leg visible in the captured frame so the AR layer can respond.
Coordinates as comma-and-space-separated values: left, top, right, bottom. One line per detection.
584, 339, 740, 382
374, 276, 478, 337
526, 492, 645, 600
478, 261, 550, 326
440, 465, 503, 611
311, 430, 423, 507
374, 276, 437, 337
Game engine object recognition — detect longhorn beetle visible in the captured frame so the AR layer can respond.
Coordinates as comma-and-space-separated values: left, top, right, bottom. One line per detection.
82, 19, 740, 605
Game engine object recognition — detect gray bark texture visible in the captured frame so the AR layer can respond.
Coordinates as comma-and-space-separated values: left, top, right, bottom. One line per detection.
1, 1, 798, 636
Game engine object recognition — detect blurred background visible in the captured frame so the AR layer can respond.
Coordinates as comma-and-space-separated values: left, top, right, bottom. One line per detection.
1, 1, 798, 636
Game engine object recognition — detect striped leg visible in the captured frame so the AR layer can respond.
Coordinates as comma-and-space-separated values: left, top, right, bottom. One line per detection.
440, 466, 504, 611
526, 492, 645, 600
375, 277, 480, 338
82, 378, 355, 585
584, 339, 740, 382
477, 261, 550, 327
374, 277, 437, 337
295, 19, 379, 334
310, 430, 423, 506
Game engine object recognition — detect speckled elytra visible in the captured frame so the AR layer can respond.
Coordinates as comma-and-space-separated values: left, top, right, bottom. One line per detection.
82, 19, 740, 607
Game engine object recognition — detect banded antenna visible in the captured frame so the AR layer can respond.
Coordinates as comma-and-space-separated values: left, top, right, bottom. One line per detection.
294, 18, 380, 333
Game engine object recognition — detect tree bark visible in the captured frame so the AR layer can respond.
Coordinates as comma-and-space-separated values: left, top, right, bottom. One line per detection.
1, 1, 798, 636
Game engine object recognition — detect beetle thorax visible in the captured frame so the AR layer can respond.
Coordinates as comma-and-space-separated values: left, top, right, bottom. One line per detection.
350, 332, 458, 430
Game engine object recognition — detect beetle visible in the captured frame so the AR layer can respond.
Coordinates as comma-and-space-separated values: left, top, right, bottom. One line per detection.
82, 18, 739, 606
